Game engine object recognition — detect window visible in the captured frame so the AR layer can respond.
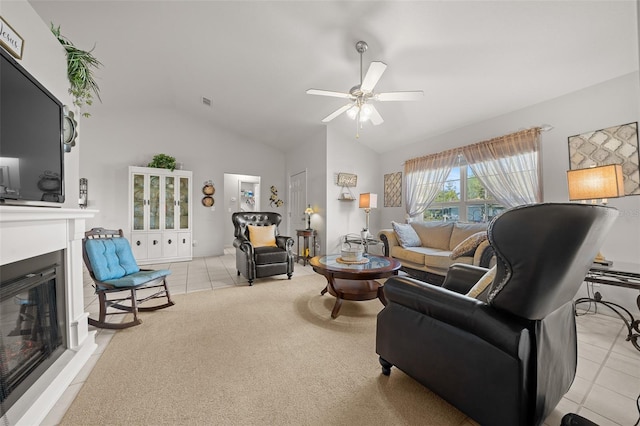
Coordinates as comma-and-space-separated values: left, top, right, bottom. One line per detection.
424, 163, 505, 223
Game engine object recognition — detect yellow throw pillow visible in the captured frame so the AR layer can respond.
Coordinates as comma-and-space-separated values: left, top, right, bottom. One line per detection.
465, 266, 496, 299
248, 224, 277, 247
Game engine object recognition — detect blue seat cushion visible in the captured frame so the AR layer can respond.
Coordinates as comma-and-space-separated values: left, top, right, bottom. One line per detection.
85, 237, 140, 281
102, 269, 171, 288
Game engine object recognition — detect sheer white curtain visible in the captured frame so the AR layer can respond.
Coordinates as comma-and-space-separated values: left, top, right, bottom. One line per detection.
404, 150, 458, 221
462, 128, 542, 208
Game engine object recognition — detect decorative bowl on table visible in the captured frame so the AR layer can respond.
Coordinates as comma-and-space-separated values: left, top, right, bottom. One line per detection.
341, 247, 364, 262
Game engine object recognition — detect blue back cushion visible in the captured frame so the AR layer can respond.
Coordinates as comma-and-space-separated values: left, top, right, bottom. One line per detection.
85, 238, 140, 281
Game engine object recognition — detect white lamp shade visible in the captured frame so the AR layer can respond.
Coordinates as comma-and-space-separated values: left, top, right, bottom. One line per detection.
567, 164, 624, 201
359, 193, 378, 209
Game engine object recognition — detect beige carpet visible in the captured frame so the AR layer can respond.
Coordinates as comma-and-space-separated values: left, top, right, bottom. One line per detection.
62, 274, 467, 425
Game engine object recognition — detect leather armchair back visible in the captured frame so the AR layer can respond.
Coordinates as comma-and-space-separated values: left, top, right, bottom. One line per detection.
487, 203, 618, 320
232, 212, 282, 241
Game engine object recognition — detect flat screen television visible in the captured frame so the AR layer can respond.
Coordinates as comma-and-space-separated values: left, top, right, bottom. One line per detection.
0, 47, 65, 206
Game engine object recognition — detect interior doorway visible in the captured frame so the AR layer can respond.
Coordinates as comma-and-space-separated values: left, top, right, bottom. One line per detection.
288, 170, 307, 256
224, 173, 261, 247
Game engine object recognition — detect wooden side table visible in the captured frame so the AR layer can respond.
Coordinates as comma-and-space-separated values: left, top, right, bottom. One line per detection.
296, 229, 316, 266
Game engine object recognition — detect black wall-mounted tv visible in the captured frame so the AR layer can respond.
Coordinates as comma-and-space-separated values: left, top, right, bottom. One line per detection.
0, 47, 65, 207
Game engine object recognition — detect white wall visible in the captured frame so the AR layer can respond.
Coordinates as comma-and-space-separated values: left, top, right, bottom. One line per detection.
78, 106, 287, 257
1, 0, 77, 208
325, 126, 381, 254
377, 71, 640, 315
285, 126, 327, 252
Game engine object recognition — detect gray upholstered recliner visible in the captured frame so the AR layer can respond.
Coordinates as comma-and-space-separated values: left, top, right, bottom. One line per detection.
232, 212, 294, 286
376, 203, 618, 426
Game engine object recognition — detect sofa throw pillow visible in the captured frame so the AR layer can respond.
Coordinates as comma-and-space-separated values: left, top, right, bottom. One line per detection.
466, 266, 496, 299
449, 231, 488, 260
248, 224, 277, 247
392, 221, 421, 248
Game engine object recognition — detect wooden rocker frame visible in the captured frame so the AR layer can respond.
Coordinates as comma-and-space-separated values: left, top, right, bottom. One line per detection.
82, 228, 175, 329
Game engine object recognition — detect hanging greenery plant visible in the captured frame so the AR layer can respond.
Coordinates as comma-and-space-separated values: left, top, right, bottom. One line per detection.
51, 24, 102, 118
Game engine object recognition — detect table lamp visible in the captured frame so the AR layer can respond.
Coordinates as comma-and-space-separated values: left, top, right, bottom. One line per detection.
567, 164, 624, 205
567, 164, 624, 265
359, 193, 377, 236
304, 205, 314, 230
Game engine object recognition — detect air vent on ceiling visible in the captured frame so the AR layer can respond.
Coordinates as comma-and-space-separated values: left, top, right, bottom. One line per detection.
201, 96, 212, 107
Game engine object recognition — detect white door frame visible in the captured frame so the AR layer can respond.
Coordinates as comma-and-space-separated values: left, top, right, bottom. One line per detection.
288, 169, 307, 238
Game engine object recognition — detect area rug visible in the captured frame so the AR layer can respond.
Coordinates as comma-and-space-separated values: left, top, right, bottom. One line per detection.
61, 274, 467, 425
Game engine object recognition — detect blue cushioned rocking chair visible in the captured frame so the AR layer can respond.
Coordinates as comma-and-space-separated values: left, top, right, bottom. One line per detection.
82, 228, 175, 329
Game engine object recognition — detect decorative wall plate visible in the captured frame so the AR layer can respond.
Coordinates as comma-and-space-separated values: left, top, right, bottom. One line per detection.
202, 184, 215, 195
202, 196, 214, 207
63, 106, 78, 153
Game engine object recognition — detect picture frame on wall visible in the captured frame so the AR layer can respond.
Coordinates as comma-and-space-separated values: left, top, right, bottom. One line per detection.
384, 172, 402, 207
0, 16, 24, 60
337, 173, 357, 187
568, 122, 639, 196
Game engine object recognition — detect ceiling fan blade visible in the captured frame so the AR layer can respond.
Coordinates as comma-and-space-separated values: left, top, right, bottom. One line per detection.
322, 103, 353, 123
375, 91, 424, 101
360, 61, 387, 93
306, 89, 352, 99
368, 104, 384, 126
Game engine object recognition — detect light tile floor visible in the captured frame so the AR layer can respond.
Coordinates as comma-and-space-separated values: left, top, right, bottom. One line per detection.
42, 249, 640, 426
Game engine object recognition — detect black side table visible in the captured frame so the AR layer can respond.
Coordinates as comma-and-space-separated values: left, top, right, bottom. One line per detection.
296, 229, 316, 266
576, 261, 640, 352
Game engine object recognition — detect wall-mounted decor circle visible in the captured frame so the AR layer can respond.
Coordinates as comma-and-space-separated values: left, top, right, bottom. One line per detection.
202, 184, 215, 195
202, 196, 214, 207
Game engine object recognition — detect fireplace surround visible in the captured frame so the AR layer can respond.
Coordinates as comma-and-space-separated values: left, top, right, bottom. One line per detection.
1, 250, 67, 415
0, 206, 96, 425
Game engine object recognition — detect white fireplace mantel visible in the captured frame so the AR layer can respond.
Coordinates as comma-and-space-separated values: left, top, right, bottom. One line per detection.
0, 206, 98, 425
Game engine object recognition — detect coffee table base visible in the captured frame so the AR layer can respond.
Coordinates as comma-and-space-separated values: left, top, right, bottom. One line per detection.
320, 278, 386, 319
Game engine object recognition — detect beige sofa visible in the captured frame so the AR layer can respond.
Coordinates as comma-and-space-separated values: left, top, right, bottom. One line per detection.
379, 221, 494, 284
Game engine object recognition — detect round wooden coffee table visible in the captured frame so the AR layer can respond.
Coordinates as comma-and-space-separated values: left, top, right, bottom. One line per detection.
309, 254, 401, 318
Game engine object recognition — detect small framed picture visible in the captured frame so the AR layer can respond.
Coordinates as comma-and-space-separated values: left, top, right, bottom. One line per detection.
337, 173, 357, 187
0, 16, 24, 60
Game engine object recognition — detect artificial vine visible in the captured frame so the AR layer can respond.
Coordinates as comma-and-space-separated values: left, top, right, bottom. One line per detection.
269, 186, 284, 207
51, 24, 102, 117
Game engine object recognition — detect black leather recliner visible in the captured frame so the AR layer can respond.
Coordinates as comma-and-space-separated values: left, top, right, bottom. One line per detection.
232, 212, 294, 285
376, 203, 618, 426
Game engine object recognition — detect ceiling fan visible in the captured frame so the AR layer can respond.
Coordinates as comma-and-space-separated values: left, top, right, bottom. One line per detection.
307, 40, 423, 138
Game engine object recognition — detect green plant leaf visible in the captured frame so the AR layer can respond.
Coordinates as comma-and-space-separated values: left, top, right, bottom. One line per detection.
51, 23, 102, 117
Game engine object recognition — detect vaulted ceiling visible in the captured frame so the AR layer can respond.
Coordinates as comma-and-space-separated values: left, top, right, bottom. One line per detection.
30, 1, 639, 153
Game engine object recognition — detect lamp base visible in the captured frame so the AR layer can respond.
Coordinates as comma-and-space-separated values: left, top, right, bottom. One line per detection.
594, 251, 613, 266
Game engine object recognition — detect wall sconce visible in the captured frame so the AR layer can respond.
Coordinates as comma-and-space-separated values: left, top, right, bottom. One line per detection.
79, 178, 88, 208
304, 205, 314, 230
359, 193, 378, 235
567, 164, 624, 204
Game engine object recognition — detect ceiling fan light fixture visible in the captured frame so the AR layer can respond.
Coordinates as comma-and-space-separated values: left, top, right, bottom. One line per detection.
307, 40, 422, 137
346, 105, 359, 120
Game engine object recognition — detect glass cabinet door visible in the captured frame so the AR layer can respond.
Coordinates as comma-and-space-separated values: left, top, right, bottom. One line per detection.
149, 175, 160, 230
179, 177, 189, 229
165, 176, 175, 230
132, 174, 146, 230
